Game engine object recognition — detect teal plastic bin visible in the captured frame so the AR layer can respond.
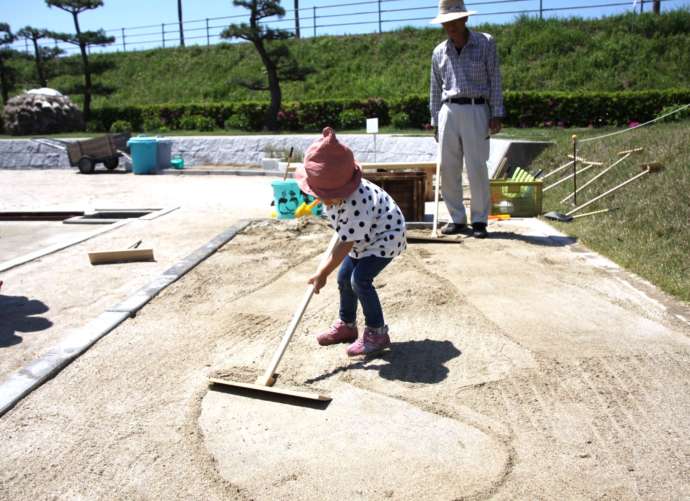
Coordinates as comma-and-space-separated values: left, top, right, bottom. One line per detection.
127, 137, 158, 174
271, 180, 304, 219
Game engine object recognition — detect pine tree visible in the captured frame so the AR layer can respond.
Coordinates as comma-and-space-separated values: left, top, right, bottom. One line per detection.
45, 0, 114, 122
17, 27, 63, 87
294, 0, 300, 39
221, 0, 312, 131
178, 0, 185, 47
0, 23, 17, 104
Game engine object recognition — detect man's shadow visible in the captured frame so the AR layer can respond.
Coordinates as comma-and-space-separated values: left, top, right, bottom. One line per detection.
488, 230, 576, 247
0, 295, 53, 347
305, 339, 461, 385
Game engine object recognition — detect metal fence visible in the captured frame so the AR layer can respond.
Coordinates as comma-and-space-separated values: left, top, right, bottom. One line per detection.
9, 0, 679, 56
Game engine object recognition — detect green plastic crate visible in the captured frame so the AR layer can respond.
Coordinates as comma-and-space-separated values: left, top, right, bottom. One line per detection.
490, 180, 543, 217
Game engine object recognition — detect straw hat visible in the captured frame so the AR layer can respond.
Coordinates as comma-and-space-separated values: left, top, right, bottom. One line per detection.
430, 0, 476, 24
295, 127, 362, 199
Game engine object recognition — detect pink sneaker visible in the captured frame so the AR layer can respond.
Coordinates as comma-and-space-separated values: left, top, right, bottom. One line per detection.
346, 326, 391, 357
316, 320, 358, 346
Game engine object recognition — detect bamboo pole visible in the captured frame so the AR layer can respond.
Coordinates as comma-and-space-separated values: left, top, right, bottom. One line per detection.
560, 152, 632, 203
542, 160, 574, 180
565, 167, 655, 217
543, 162, 596, 192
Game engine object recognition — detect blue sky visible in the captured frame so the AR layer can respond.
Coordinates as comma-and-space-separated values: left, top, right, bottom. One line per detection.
3, 0, 689, 53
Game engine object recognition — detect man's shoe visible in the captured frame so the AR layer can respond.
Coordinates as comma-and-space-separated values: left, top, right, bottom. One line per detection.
472, 222, 488, 239
316, 320, 358, 346
346, 326, 391, 357
441, 223, 468, 235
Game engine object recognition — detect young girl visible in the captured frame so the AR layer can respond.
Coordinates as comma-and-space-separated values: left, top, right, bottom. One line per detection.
295, 127, 407, 356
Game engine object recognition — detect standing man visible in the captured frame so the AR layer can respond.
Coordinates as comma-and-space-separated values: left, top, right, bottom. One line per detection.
430, 0, 505, 238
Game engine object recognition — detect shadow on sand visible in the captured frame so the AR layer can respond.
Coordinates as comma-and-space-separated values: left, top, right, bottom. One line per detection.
488, 230, 576, 247
0, 295, 53, 348
305, 339, 462, 385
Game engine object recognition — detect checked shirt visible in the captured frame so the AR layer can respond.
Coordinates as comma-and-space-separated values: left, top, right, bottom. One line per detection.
430, 30, 505, 127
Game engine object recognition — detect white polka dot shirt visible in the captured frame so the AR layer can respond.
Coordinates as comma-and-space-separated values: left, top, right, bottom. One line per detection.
325, 179, 407, 260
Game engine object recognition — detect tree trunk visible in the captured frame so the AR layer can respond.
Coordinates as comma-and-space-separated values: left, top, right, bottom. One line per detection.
73, 12, 92, 122
254, 41, 281, 131
294, 0, 300, 39
653, 0, 661, 14
0, 61, 9, 103
31, 38, 47, 87
178, 0, 185, 47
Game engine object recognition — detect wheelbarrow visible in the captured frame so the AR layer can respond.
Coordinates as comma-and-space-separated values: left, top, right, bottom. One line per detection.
33, 133, 131, 174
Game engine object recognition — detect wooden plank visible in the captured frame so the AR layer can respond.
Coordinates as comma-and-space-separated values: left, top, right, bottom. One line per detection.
88, 248, 154, 265
208, 377, 332, 402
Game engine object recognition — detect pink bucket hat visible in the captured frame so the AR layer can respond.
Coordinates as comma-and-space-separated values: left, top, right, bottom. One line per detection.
295, 127, 362, 199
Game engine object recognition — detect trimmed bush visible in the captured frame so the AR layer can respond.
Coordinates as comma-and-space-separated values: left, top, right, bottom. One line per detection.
89, 89, 690, 132
194, 115, 216, 131
110, 120, 133, 133
143, 116, 163, 132
224, 114, 251, 131
656, 104, 690, 122
391, 111, 411, 129
339, 109, 366, 129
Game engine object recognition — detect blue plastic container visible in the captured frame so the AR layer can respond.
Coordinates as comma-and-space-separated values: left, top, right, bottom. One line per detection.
156, 138, 173, 170
127, 137, 158, 174
271, 179, 304, 219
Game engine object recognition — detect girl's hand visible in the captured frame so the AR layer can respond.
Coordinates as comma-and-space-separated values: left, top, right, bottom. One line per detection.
308, 272, 327, 294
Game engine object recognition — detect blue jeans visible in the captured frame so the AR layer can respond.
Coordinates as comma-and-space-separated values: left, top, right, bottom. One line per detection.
337, 255, 392, 329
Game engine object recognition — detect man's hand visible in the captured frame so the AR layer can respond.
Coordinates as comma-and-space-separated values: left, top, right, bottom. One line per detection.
489, 117, 502, 135
308, 271, 327, 294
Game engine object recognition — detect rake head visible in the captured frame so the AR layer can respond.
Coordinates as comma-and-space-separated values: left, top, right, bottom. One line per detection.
543, 211, 573, 223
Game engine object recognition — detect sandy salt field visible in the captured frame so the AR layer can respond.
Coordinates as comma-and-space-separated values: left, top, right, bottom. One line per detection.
1, 214, 689, 500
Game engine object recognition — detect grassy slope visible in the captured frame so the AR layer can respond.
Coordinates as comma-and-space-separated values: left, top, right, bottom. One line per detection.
6, 10, 690, 107
536, 120, 690, 303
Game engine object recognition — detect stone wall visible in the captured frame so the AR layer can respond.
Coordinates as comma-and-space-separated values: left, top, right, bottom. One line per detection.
0, 135, 550, 174
0, 134, 437, 170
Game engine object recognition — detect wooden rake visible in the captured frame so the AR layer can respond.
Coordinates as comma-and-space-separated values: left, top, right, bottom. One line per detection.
209, 232, 339, 402
544, 163, 663, 222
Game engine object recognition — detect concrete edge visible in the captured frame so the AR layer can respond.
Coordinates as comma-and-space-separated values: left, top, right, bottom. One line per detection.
108, 219, 251, 315
0, 219, 253, 418
157, 169, 291, 177
140, 206, 180, 220
0, 219, 131, 273
0, 207, 179, 271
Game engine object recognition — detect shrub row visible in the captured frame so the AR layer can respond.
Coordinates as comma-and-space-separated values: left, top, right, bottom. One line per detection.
88, 90, 690, 133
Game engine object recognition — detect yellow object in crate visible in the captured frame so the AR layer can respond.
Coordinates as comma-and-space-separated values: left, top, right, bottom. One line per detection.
490, 171, 543, 217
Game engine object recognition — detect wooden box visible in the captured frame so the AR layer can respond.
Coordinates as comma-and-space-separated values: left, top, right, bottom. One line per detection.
362, 171, 426, 222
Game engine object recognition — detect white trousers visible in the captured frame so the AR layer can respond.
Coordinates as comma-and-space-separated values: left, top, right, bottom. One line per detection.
437, 103, 491, 224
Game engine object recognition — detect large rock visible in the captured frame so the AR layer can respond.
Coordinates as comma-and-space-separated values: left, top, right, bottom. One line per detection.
2, 90, 84, 136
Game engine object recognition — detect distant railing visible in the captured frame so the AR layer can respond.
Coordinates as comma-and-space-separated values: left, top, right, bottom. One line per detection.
10, 0, 676, 56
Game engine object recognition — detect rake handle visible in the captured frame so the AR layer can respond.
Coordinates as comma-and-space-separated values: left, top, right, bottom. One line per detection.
566, 168, 651, 217
560, 152, 632, 204
431, 159, 442, 238
282, 146, 295, 182
256, 232, 340, 387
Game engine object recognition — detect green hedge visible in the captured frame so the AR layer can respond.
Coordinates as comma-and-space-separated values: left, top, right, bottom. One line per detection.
89, 89, 690, 132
